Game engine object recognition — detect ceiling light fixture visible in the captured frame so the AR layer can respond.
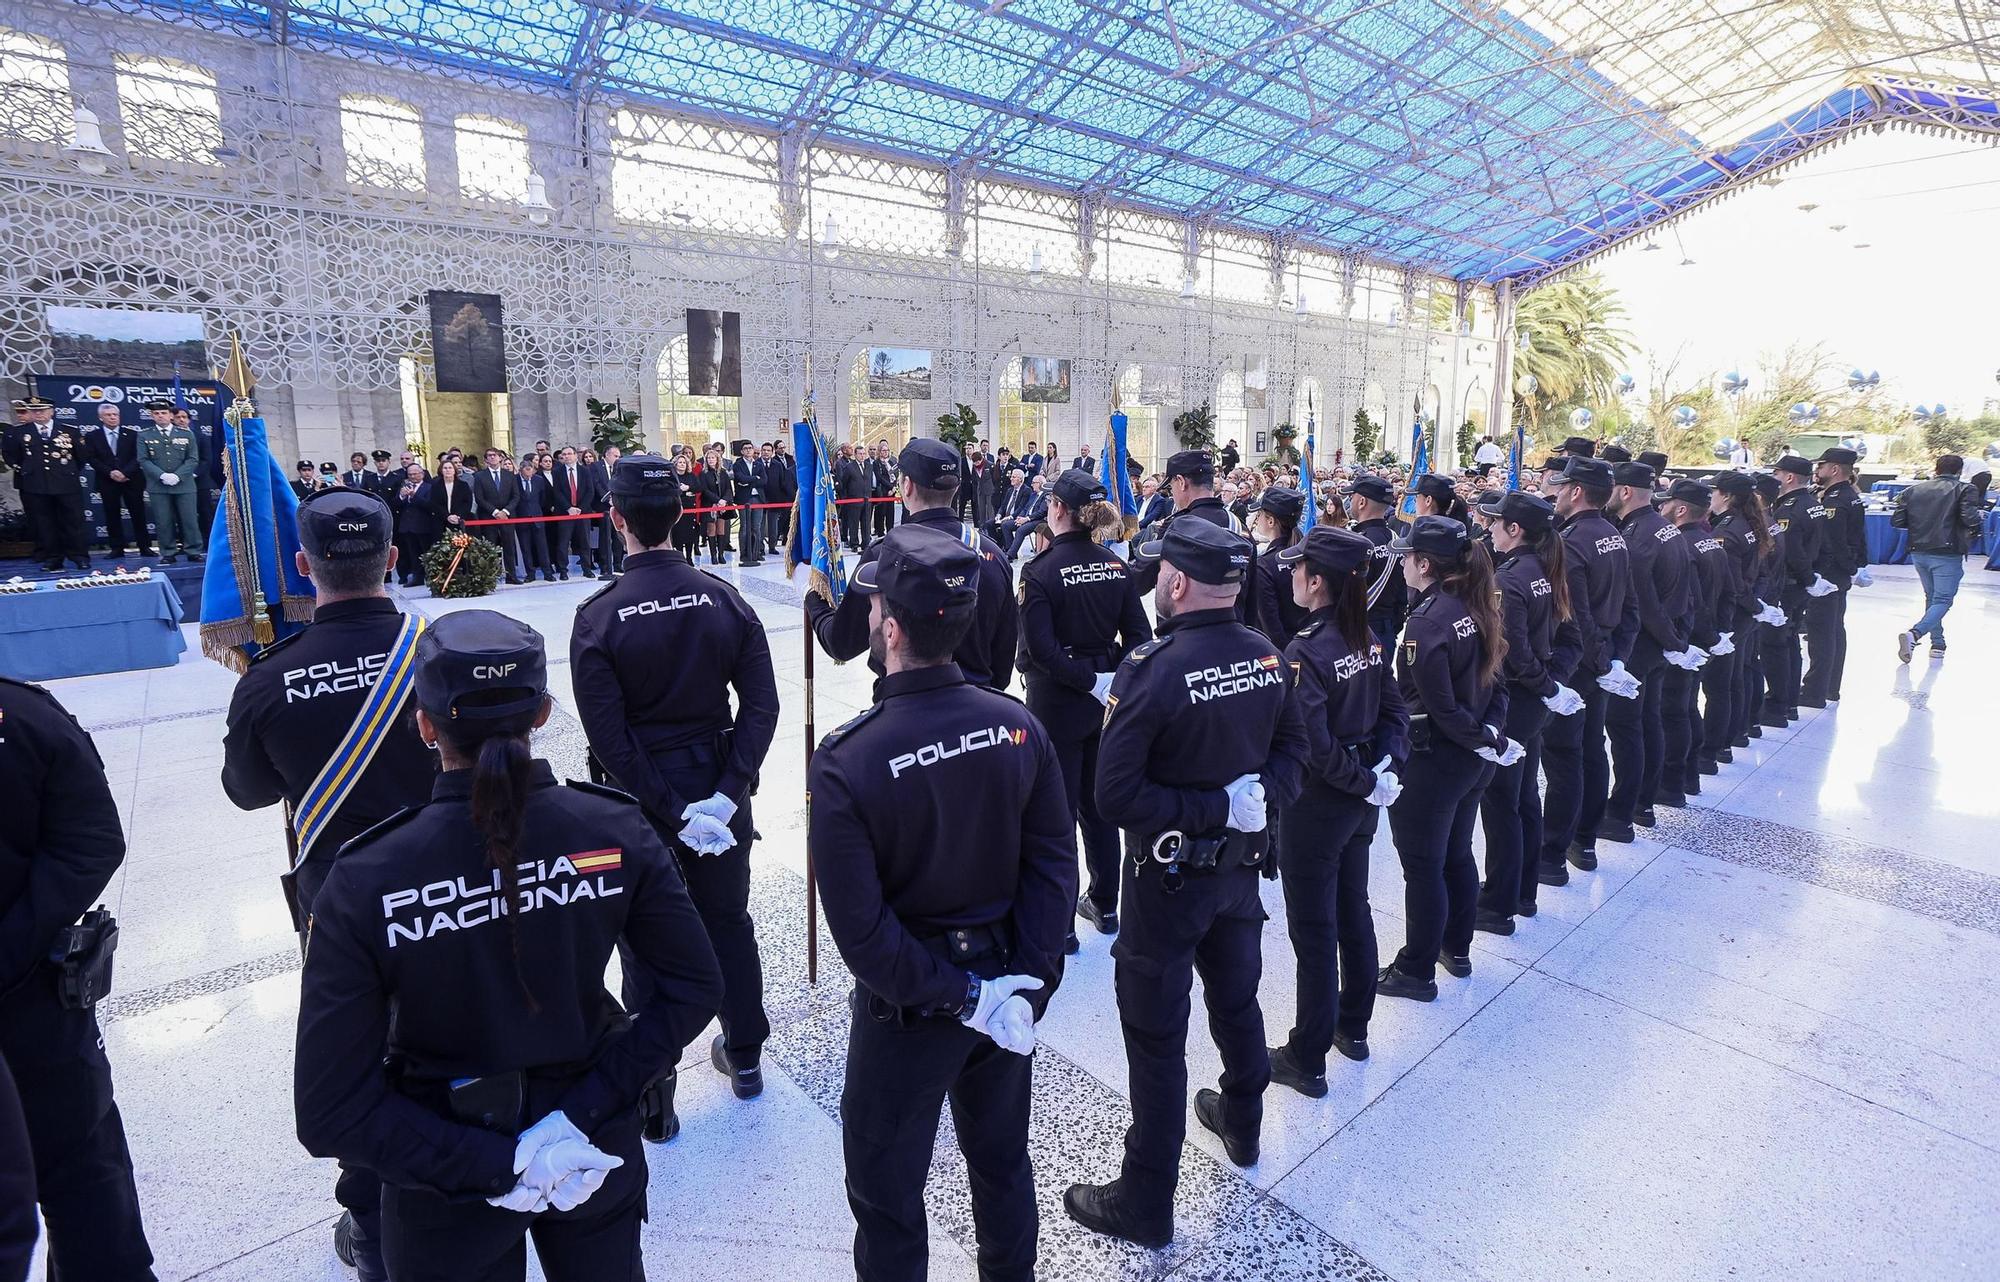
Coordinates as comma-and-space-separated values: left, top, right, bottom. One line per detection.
65, 106, 112, 175
523, 172, 552, 226
1179, 274, 1198, 299
1028, 244, 1043, 277
821, 214, 841, 259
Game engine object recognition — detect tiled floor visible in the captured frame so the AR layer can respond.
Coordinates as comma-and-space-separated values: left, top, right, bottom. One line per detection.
24, 556, 2000, 1280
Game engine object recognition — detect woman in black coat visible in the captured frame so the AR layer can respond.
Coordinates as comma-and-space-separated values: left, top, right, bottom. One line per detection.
426, 458, 475, 531
694, 444, 733, 564
670, 453, 702, 562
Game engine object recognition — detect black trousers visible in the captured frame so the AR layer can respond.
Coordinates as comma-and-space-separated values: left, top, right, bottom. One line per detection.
635, 793, 769, 1058
1478, 695, 1548, 920
840, 501, 865, 549
871, 496, 895, 540
395, 530, 431, 584
1604, 660, 1661, 824
0, 976, 154, 1281
1541, 674, 1608, 863
1737, 635, 1765, 739
1658, 667, 1695, 801
0, 1050, 34, 1282
1052, 729, 1120, 913
1387, 739, 1485, 981
98, 478, 150, 552
1765, 588, 1806, 715
1112, 861, 1267, 1219
517, 522, 554, 578
840, 994, 1036, 1282
556, 517, 597, 575
1701, 645, 1738, 757
24, 490, 89, 566
600, 515, 626, 573
379, 1114, 646, 1282
1278, 787, 1378, 1071
485, 526, 523, 578
1801, 588, 1849, 702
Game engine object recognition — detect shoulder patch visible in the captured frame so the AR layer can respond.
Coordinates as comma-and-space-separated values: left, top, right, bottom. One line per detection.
332, 805, 422, 858
820, 702, 885, 748
1402, 637, 1418, 667
575, 578, 620, 613
1122, 635, 1173, 666
248, 626, 309, 665
565, 777, 643, 807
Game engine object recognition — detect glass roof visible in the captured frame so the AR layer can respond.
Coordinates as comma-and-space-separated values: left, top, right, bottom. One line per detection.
118, 0, 2000, 282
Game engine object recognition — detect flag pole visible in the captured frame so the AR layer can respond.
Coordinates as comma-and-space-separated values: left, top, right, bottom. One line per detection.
801, 367, 819, 987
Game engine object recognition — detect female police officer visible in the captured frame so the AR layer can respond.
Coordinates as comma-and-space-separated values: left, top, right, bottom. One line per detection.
1246, 486, 1309, 648
1017, 468, 1151, 945
294, 610, 723, 1280
1377, 516, 1518, 1002
1266, 526, 1408, 1094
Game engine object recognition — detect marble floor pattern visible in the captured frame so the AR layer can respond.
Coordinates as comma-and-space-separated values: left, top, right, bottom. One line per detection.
23, 556, 2000, 1281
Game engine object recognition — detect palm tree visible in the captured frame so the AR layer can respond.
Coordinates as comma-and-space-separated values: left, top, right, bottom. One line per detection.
1511, 273, 1633, 437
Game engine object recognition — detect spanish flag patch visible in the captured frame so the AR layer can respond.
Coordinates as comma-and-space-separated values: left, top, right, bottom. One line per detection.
570, 849, 624, 874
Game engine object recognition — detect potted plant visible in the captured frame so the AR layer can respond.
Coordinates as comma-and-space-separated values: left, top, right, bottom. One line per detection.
1266, 421, 1301, 467
586, 397, 644, 453
935, 403, 981, 452
1351, 407, 1380, 461
1171, 400, 1216, 451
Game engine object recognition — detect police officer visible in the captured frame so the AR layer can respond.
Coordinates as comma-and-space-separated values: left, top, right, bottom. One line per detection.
220, 486, 436, 1279
1378, 517, 1517, 1001
137, 398, 204, 563
1130, 450, 1255, 624
1342, 473, 1407, 645
808, 525, 1076, 1282
1016, 469, 1151, 946
1266, 527, 1407, 1094
1661, 480, 1736, 800
1536, 457, 1626, 883
1764, 456, 1826, 724
1597, 461, 1691, 844
1721, 473, 1780, 749
294, 611, 725, 1281
1065, 519, 1306, 1248
1246, 485, 1309, 648
571, 455, 780, 1137
0, 678, 156, 1280
2, 397, 90, 571
1702, 474, 1765, 771
808, 438, 1018, 689
1801, 446, 1868, 707
1471, 490, 1578, 930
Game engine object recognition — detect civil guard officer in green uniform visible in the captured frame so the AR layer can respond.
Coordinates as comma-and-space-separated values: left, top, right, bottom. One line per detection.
137, 398, 203, 563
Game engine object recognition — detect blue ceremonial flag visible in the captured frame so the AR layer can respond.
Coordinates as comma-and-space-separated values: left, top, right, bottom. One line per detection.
1508, 421, 1523, 491
1398, 424, 1429, 520
199, 408, 311, 670
785, 401, 846, 606
1100, 411, 1140, 537
171, 367, 188, 411
1299, 394, 1318, 534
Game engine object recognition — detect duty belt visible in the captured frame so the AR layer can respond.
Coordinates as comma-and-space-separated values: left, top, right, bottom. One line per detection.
1141, 829, 1265, 893
858, 921, 1014, 1026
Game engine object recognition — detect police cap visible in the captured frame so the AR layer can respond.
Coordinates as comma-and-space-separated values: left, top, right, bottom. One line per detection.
1134, 517, 1253, 585
1817, 446, 1858, 467
1539, 455, 1570, 474
297, 487, 392, 560
1560, 456, 1614, 488
1475, 490, 1557, 532
7, 399, 22, 410
1600, 443, 1633, 464
1163, 450, 1214, 485
609, 452, 679, 498
144, 399, 174, 411
851, 525, 979, 616
1668, 478, 1713, 507
1389, 514, 1473, 560
1561, 435, 1597, 457
1050, 468, 1105, 510
1248, 486, 1304, 522
1413, 474, 1457, 506
21, 397, 51, 409
372, 449, 392, 461
1752, 472, 1782, 502
1277, 524, 1372, 575
1714, 470, 1755, 498
898, 438, 961, 488
1773, 455, 1813, 477
1342, 474, 1394, 505
1611, 461, 1656, 489
414, 611, 548, 725
1638, 450, 1670, 475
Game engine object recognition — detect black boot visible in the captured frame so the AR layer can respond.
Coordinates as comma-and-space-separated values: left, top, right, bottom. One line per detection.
1064, 1180, 1173, 1249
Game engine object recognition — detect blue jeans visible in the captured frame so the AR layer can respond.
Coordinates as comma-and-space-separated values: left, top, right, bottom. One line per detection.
1911, 550, 1964, 645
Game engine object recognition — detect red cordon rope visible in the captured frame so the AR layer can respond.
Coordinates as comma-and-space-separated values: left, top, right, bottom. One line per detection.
463, 496, 899, 527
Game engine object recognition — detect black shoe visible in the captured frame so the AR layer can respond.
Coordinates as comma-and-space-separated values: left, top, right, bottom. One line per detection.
1592, 819, 1632, 845
106, 547, 127, 558
1785, 707, 1800, 722
1517, 899, 1538, 918
1268, 1044, 1328, 1098
1193, 1089, 1258, 1167
333, 1209, 387, 1282
710, 1034, 762, 1100
1653, 791, 1686, 809
1798, 697, 1827, 710
1708, 751, 1728, 767
1634, 808, 1657, 829
1065, 931, 1080, 956
640, 1070, 680, 1143
1376, 964, 1438, 1002
137, 546, 157, 556
1064, 1181, 1172, 1249
1332, 1031, 1370, 1063
1473, 907, 1515, 936
1746, 726, 1762, 740
506, 575, 524, 585
1077, 900, 1119, 935
1537, 859, 1570, 887
558, 571, 570, 580
161, 553, 179, 564
1730, 735, 1748, 749
1439, 952, 1473, 979
1757, 711, 1787, 728
187, 551, 203, 563
41, 561, 61, 572
1570, 841, 1601, 868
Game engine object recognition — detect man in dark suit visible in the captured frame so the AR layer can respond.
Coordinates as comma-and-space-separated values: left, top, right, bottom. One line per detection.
551, 445, 602, 578
1071, 444, 1097, 473
834, 443, 866, 551
759, 442, 792, 553
865, 439, 897, 544
1137, 474, 1172, 529
512, 454, 556, 582
997, 469, 1048, 558
730, 439, 766, 566
84, 403, 150, 557
1021, 441, 1046, 479
341, 452, 370, 491
471, 446, 526, 584
595, 443, 625, 575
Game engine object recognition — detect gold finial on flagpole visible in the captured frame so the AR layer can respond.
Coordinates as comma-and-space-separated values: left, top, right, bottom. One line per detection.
221, 330, 257, 422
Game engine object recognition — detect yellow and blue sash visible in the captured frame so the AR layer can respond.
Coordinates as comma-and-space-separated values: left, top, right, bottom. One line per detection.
292, 612, 426, 865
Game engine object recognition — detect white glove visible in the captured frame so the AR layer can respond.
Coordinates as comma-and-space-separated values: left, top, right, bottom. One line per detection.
488, 1112, 615, 1213
509, 1111, 588, 1174
547, 1164, 610, 1212
1807, 574, 1837, 597
1364, 756, 1402, 807
1596, 660, 1641, 699
1542, 683, 1585, 716
962, 974, 1043, 1055
1854, 567, 1873, 588
1753, 601, 1788, 627
1671, 646, 1709, 670
680, 792, 738, 827
516, 1139, 621, 1209
1710, 632, 1735, 656
1222, 773, 1267, 833
676, 812, 734, 856
488, 1180, 548, 1214
160, 472, 179, 487
1090, 671, 1115, 704
1477, 738, 1525, 767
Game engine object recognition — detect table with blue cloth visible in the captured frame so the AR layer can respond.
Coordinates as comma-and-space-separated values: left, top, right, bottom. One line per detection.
0, 576, 187, 680
1986, 509, 2000, 570
1864, 511, 1909, 565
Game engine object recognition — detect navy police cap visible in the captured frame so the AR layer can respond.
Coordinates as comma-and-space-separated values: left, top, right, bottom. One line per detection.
1277, 525, 1373, 575
297, 487, 392, 560
609, 453, 680, 498
1390, 514, 1472, 560
1475, 489, 1556, 532
898, 438, 961, 488
1134, 516, 1253, 585
414, 610, 548, 725
1050, 468, 1106, 510
851, 525, 979, 615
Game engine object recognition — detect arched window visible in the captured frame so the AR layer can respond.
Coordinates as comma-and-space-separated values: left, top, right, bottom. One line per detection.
115, 54, 220, 162
847, 350, 916, 449
996, 357, 1046, 461
0, 29, 70, 144
454, 114, 528, 203
658, 335, 739, 453
340, 95, 426, 191
1117, 366, 1160, 473
1215, 370, 1247, 466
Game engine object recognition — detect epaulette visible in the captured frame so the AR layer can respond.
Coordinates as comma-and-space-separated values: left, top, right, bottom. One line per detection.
248, 626, 310, 665
819, 702, 885, 748
333, 805, 422, 858
1294, 620, 1322, 640
575, 578, 620, 612
565, 777, 643, 808
1122, 636, 1173, 666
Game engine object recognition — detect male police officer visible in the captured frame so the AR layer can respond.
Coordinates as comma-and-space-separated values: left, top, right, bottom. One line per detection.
1598, 461, 1690, 843
2, 397, 90, 571
1066, 519, 1306, 1248
1131, 450, 1255, 622
808, 437, 1018, 689
1765, 457, 1827, 723
220, 486, 435, 1280
810, 525, 1075, 1282
1801, 446, 1868, 706
1, 678, 156, 1280
571, 454, 780, 1136
1343, 473, 1406, 645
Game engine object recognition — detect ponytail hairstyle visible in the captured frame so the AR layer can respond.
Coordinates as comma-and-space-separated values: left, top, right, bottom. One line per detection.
432, 694, 547, 1013
1073, 497, 1124, 542
1723, 489, 1775, 563
1303, 556, 1372, 654
1518, 522, 1573, 623
1419, 540, 1508, 688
